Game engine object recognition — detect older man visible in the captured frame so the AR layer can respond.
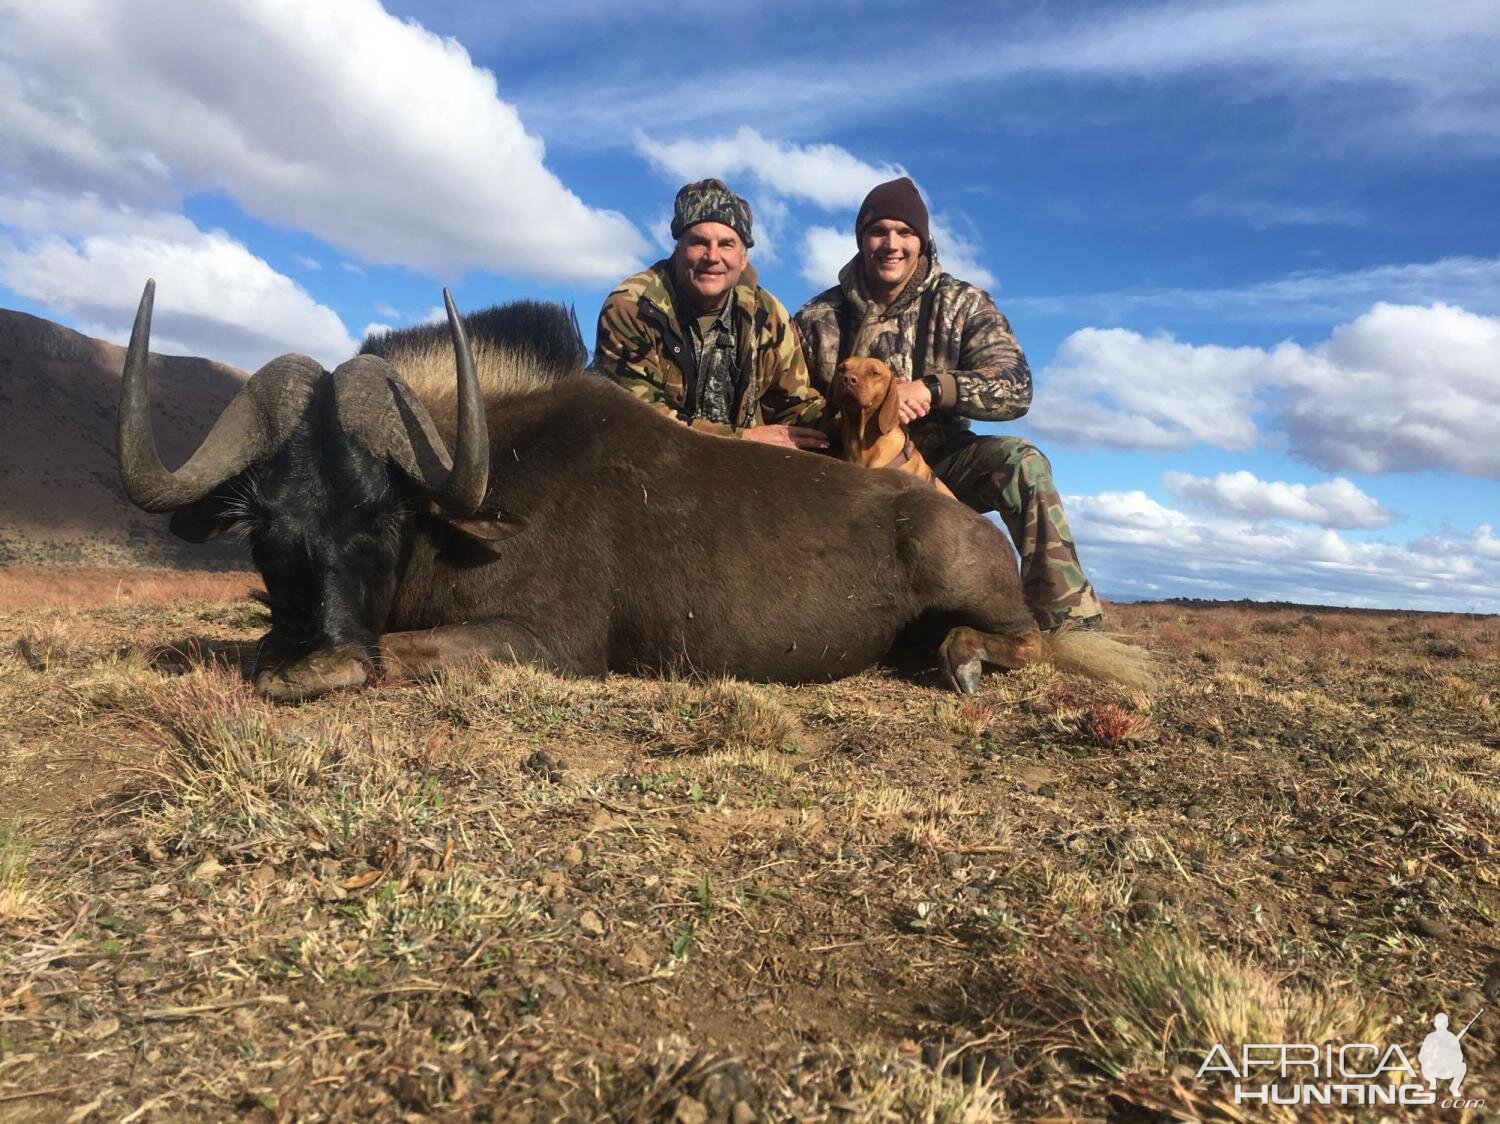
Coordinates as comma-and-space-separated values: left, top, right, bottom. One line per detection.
593, 179, 827, 448
796, 177, 1105, 631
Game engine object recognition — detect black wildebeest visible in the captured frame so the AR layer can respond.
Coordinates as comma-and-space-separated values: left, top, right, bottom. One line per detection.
117, 281, 1147, 700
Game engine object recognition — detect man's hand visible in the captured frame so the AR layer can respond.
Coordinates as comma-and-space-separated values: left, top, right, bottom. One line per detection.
742, 424, 830, 450
895, 379, 933, 424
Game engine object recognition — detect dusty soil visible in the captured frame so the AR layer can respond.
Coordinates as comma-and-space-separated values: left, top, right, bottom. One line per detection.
0, 573, 1495, 1121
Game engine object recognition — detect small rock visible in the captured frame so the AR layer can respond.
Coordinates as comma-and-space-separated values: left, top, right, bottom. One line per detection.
562, 845, 584, 867
89, 1016, 120, 1041
521, 750, 564, 782
673, 1095, 708, 1124
1411, 916, 1453, 939
940, 851, 963, 874
1184, 804, 1205, 819
578, 909, 606, 937
731, 1101, 756, 1124
191, 856, 225, 882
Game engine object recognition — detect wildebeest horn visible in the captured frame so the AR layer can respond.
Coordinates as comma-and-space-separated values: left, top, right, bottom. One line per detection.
331, 288, 488, 515
117, 279, 322, 511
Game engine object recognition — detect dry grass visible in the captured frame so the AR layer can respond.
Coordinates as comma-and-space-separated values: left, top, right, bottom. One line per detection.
0, 577, 1495, 1120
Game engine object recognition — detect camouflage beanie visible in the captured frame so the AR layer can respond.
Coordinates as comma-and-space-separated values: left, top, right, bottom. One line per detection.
670, 178, 754, 248
855, 176, 930, 248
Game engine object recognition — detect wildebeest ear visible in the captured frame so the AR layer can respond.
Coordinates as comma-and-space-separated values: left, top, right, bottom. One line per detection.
441, 509, 529, 546
168, 496, 238, 542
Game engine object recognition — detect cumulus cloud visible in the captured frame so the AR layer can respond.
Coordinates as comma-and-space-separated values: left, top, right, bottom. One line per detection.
635, 127, 903, 210
1066, 490, 1500, 612
1, 0, 646, 283
0, 201, 357, 370
800, 226, 849, 289
1274, 302, 1500, 477
1030, 328, 1273, 450
1030, 303, 1500, 479
1162, 470, 1394, 529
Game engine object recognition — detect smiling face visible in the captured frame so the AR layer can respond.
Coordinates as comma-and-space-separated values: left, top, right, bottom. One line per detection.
672, 221, 747, 310
860, 218, 924, 295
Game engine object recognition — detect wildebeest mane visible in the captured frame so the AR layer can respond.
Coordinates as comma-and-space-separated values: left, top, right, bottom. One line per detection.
358, 300, 586, 415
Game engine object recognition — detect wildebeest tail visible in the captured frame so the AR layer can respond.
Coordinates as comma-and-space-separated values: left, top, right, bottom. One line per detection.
1043, 625, 1157, 692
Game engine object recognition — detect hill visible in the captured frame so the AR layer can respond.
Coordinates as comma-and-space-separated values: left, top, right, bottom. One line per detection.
0, 309, 250, 567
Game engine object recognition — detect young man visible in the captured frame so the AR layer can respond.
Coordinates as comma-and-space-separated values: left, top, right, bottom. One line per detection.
593, 178, 827, 449
795, 177, 1105, 631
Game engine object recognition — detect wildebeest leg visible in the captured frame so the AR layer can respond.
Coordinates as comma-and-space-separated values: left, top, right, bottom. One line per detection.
939, 625, 1046, 694
377, 620, 560, 681
254, 644, 371, 702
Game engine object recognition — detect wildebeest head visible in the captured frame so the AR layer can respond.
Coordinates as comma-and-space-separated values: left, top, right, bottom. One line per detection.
116, 280, 491, 672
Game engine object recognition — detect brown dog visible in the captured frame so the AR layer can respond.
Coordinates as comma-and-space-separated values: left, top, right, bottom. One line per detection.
825, 356, 956, 499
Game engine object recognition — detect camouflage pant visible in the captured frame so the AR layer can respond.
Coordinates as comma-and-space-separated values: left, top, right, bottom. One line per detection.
931, 435, 1104, 630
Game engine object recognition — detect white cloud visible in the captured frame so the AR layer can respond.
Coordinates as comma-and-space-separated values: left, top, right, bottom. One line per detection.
297, 254, 322, 271
928, 219, 997, 291
1274, 302, 1500, 477
1009, 254, 1500, 323
1030, 303, 1500, 478
1, 0, 646, 283
374, 301, 400, 320
635, 127, 903, 210
800, 226, 849, 289
0, 205, 357, 370
1030, 328, 1273, 450
524, 1, 1500, 153
360, 322, 393, 341
1067, 489, 1500, 612
1162, 470, 1394, 529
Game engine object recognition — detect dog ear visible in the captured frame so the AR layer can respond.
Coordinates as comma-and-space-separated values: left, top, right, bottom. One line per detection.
877, 378, 904, 435
822, 369, 845, 427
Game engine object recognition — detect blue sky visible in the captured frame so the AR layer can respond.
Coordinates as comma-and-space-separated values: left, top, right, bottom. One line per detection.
3, 0, 1498, 611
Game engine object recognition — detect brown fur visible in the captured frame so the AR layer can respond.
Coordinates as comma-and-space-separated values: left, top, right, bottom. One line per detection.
825, 357, 956, 500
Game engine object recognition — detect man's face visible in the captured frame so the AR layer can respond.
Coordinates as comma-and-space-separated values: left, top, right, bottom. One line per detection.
860, 219, 923, 291
673, 222, 747, 309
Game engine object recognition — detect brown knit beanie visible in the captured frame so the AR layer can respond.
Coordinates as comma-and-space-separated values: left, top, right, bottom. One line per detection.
855, 177, 930, 247
670, 178, 754, 247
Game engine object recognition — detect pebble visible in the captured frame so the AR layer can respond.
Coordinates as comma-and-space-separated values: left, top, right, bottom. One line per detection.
673, 1095, 708, 1124
578, 909, 605, 937
1411, 916, 1453, 939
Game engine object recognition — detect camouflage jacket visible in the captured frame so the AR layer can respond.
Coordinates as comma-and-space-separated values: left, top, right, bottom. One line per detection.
592, 261, 823, 434
795, 252, 1032, 460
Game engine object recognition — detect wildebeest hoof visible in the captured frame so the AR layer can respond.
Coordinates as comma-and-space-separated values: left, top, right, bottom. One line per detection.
254, 646, 369, 701
947, 659, 982, 695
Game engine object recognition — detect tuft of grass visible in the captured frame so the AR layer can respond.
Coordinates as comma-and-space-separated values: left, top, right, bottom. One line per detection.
12, 618, 87, 671
1087, 703, 1153, 748
130, 667, 338, 826
1014, 928, 1388, 1083
0, 822, 35, 919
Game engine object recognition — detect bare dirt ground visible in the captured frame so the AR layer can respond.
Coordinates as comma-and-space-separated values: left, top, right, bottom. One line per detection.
0, 569, 1495, 1121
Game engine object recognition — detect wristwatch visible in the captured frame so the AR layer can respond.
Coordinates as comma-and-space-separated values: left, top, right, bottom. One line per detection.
920, 373, 943, 405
